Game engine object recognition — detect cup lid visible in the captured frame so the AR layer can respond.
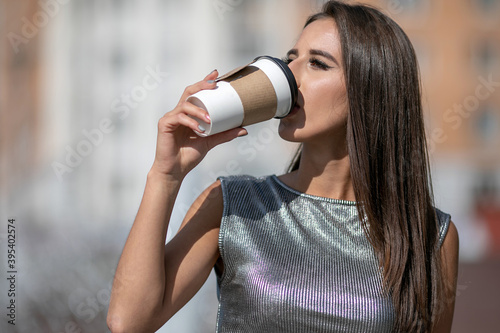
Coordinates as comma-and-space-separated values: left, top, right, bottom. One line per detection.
253, 55, 298, 118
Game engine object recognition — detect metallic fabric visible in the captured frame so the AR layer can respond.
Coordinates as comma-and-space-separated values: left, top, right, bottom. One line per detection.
215, 175, 450, 333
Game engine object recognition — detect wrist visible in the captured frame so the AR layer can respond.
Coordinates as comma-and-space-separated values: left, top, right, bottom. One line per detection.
147, 168, 184, 188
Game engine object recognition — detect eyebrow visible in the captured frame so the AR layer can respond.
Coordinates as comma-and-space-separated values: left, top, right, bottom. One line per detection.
286, 48, 340, 67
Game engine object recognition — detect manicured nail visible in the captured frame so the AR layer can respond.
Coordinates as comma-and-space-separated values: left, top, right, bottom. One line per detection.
207, 80, 215, 84
237, 129, 248, 137
205, 114, 211, 122
198, 125, 206, 133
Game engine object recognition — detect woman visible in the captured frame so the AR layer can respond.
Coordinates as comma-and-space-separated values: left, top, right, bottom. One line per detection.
107, 1, 459, 332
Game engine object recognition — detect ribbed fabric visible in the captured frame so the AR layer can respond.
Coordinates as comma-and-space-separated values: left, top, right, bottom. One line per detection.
215, 175, 451, 333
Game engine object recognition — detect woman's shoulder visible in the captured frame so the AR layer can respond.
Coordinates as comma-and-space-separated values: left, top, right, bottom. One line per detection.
217, 174, 282, 209
218, 174, 271, 182
217, 174, 275, 190
434, 207, 452, 248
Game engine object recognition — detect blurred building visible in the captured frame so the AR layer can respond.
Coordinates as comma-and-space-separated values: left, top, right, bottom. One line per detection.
0, 1, 41, 214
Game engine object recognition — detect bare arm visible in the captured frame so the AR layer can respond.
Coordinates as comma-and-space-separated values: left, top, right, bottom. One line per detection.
106, 70, 246, 333
160, 180, 224, 325
432, 220, 459, 333
106, 171, 180, 332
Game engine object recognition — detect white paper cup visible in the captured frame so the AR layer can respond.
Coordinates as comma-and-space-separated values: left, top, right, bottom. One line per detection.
186, 56, 298, 136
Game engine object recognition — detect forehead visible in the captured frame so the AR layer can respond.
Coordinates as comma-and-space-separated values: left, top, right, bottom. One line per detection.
293, 18, 341, 59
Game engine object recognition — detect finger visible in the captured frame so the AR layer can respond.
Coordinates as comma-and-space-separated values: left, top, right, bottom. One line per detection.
160, 106, 208, 133
206, 127, 248, 149
175, 113, 207, 135
179, 70, 219, 102
175, 101, 211, 125
203, 69, 218, 81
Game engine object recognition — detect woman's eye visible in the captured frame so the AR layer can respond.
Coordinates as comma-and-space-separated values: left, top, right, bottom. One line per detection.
310, 58, 332, 70
281, 56, 332, 70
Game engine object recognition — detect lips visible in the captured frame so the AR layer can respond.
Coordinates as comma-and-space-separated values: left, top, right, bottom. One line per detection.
285, 103, 301, 117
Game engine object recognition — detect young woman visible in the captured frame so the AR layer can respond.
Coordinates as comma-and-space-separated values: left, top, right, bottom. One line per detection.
107, 1, 459, 332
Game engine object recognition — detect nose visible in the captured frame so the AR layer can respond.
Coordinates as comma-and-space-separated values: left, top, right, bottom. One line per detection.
287, 60, 300, 89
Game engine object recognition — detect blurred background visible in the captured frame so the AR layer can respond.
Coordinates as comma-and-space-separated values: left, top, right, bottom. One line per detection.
0, 0, 499, 332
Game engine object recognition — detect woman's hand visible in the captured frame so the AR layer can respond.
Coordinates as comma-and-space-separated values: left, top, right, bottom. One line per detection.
150, 70, 247, 180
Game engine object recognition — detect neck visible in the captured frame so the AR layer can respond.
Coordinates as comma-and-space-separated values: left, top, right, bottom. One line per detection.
283, 141, 355, 202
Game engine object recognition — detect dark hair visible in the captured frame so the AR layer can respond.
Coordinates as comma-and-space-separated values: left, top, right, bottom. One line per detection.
290, 1, 446, 331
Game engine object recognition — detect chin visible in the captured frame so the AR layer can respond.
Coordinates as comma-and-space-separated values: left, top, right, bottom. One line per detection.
278, 122, 301, 143
278, 127, 314, 144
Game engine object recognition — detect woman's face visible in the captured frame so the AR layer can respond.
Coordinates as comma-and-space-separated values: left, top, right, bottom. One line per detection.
279, 18, 348, 145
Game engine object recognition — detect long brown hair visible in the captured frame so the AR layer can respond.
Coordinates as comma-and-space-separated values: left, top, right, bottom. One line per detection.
290, 1, 444, 331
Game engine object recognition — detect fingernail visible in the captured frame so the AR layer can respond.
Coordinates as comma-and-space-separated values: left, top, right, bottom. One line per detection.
205, 114, 211, 122
237, 129, 247, 137
207, 80, 215, 84
198, 125, 206, 133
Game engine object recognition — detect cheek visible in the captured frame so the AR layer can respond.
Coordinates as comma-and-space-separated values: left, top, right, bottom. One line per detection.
306, 78, 333, 101
307, 80, 347, 117
309, 86, 349, 133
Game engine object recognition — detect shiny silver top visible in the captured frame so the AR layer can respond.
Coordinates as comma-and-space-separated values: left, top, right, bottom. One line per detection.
215, 175, 450, 333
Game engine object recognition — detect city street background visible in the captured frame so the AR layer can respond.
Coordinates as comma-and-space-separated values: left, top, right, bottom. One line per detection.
1, 0, 499, 332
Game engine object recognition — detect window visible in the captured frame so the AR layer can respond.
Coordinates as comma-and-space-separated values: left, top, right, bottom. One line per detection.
471, 40, 499, 74
474, 105, 499, 144
474, 0, 500, 13
385, 0, 430, 16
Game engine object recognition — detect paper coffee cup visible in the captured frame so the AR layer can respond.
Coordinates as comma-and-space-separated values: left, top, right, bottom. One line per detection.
187, 56, 298, 136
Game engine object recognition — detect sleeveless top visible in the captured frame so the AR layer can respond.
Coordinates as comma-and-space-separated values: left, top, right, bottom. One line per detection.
214, 175, 451, 333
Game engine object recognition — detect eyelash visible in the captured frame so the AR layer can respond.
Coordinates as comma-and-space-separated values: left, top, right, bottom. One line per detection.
310, 58, 332, 70
282, 56, 332, 70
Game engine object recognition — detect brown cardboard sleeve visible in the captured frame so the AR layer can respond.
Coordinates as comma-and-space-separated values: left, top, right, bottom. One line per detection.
219, 66, 277, 126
